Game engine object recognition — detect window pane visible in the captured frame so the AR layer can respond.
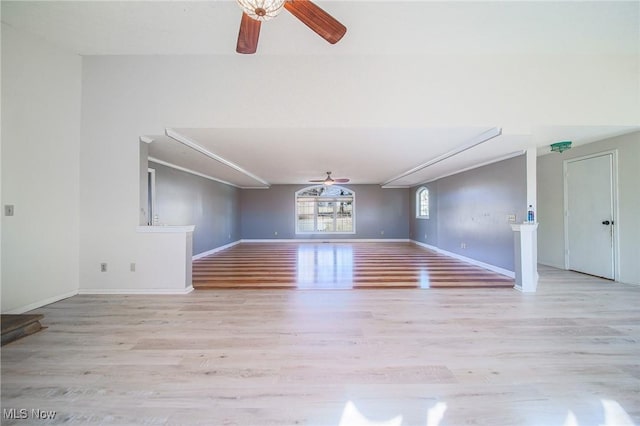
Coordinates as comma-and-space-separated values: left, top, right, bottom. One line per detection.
317, 201, 335, 232
297, 200, 315, 232
336, 201, 353, 231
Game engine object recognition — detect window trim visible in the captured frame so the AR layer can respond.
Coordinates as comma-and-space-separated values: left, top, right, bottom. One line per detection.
295, 185, 356, 235
416, 186, 430, 219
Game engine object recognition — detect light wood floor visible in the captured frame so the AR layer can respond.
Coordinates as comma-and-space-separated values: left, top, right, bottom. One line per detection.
1, 266, 639, 425
193, 242, 515, 289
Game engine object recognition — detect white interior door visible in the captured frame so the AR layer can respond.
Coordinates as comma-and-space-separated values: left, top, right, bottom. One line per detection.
565, 153, 615, 279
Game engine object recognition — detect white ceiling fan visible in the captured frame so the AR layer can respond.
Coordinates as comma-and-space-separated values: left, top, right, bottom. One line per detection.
309, 171, 349, 186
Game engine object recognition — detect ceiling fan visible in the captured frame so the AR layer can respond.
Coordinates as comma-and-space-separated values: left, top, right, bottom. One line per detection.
309, 171, 350, 186
236, 0, 347, 54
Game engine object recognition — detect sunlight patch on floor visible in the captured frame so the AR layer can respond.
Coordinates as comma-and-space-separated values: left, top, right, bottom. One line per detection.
338, 401, 448, 426
563, 400, 636, 426
426, 402, 448, 426
338, 401, 402, 426
601, 400, 635, 426
564, 410, 579, 426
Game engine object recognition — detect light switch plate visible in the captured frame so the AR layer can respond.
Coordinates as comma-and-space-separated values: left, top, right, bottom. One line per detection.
4, 205, 14, 216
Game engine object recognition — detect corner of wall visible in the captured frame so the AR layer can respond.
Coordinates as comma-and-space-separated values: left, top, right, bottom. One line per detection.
1, 24, 82, 313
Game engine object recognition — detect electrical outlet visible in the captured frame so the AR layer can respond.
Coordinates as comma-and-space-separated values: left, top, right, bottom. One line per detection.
100, 263, 107, 272
130, 263, 136, 272
274, 231, 278, 236
424, 233, 428, 239
380, 230, 385, 235
461, 243, 467, 249
507, 214, 516, 223
4, 205, 14, 216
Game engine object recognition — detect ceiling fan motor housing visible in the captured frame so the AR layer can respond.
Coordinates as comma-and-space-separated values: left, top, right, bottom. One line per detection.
237, 0, 286, 22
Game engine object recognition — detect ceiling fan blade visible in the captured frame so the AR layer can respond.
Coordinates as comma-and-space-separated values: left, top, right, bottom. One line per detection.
284, 0, 347, 44
334, 178, 350, 183
309, 179, 326, 182
236, 13, 261, 54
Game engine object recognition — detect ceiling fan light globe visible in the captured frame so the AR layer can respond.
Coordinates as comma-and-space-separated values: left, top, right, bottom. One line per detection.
237, 0, 286, 22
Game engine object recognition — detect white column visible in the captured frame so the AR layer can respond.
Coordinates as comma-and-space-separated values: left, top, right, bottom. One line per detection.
509, 147, 540, 293
511, 223, 538, 292
526, 147, 537, 212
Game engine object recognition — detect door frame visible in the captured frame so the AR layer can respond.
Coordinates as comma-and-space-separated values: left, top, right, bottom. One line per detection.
563, 150, 620, 280
147, 168, 156, 226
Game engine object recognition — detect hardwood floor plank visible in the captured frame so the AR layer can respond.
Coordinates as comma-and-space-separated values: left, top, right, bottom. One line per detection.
193, 242, 514, 290
2, 267, 640, 424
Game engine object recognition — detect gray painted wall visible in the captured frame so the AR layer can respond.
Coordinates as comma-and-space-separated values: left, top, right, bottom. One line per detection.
537, 131, 640, 284
149, 161, 240, 255
410, 155, 527, 271
240, 185, 410, 239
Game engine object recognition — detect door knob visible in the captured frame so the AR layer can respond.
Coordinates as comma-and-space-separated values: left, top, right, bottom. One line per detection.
602, 220, 611, 225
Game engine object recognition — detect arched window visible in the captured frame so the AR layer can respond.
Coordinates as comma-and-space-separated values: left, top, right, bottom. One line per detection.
416, 187, 429, 219
296, 185, 355, 234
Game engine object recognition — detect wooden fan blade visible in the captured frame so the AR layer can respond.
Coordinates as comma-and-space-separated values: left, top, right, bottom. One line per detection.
284, 0, 346, 44
334, 178, 350, 183
309, 179, 326, 182
236, 13, 261, 54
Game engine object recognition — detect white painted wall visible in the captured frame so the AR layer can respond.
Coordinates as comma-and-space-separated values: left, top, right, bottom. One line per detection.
79, 227, 193, 294
80, 54, 639, 129
538, 131, 640, 285
1, 24, 81, 313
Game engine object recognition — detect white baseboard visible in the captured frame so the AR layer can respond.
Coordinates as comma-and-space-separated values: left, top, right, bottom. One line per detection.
240, 238, 411, 243
193, 240, 241, 260
411, 240, 515, 278
4, 289, 79, 314
78, 286, 194, 295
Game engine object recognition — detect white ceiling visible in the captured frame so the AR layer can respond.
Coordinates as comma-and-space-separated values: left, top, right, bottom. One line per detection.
3, 1, 638, 56
151, 126, 502, 187
3, 1, 639, 187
